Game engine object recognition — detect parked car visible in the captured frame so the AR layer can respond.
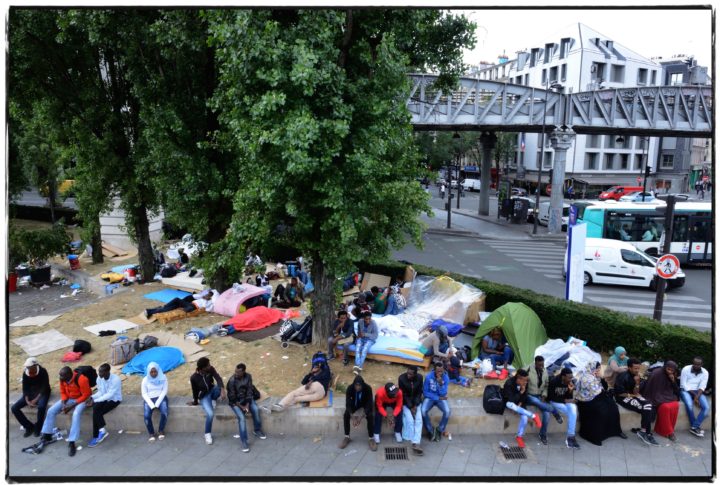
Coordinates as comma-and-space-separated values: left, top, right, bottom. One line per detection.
618, 191, 657, 202
537, 201, 570, 231
563, 238, 685, 290
511, 187, 528, 196
598, 185, 644, 201
462, 179, 481, 192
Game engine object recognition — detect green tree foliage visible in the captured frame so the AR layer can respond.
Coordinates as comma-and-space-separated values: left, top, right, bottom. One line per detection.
207, 9, 475, 341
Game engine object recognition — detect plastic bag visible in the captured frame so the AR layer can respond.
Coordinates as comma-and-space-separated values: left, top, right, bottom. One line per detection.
480, 358, 494, 376
404, 275, 484, 327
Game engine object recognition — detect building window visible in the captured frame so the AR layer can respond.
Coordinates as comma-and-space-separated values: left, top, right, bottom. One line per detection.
591, 62, 606, 82
542, 69, 547, 84
620, 154, 629, 170
611, 64, 625, 83
543, 151, 553, 168
544, 43, 555, 63
516, 75, 523, 85
549, 66, 558, 82
661, 154, 674, 169
604, 153, 615, 170
651, 70, 657, 85
560, 38, 571, 59
670, 72, 683, 85
588, 134, 601, 148
560, 64, 567, 81
605, 135, 616, 148
585, 153, 598, 170
524, 74, 529, 85
634, 154, 644, 171
637, 68, 648, 85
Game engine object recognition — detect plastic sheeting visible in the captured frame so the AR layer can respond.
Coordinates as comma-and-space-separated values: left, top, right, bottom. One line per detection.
404, 275, 484, 327
534, 338, 602, 376
121, 347, 185, 375
373, 315, 420, 341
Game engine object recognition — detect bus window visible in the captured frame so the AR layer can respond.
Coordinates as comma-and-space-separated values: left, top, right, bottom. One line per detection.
606, 215, 641, 241
672, 216, 688, 242
689, 219, 712, 243
639, 217, 664, 242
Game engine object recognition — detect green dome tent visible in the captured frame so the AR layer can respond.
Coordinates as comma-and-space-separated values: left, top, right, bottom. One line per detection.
471, 302, 548, 368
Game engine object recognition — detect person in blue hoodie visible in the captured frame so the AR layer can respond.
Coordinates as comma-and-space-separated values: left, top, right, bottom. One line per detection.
421, 361, 451, 442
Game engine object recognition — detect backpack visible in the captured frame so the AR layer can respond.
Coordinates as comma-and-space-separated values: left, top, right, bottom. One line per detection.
311, 351, 328, 368
109, 337, 136, 366
134, 335, 159, 354
73, 339, 92, 354
74, 366, 98, 388
160, 264, 177, 278
483, 384, 505, 415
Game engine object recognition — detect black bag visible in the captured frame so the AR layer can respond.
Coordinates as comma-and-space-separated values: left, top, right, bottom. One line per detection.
482, 384, 505, 415
134, 335, 159, 353
160, 264, 177, 278
73, 340, 92, 354
252, 385, 261, 401
455, 345, 472, 363
74, 365, 98, 388
311, 351, 328, 368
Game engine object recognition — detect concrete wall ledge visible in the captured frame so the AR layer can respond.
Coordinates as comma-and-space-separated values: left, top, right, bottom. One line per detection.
11, 393, 705, 438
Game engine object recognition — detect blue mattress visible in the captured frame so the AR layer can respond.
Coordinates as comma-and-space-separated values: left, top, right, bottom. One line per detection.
339, 335, 425, 363
143, 288, 192, 303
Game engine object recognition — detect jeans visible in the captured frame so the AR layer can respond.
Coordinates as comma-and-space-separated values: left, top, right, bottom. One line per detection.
526, 394, 554, 437
449, 376, 470, 386
401, 405, 423, 444
374, 408, 403, 436
11, 394, 49, 432
42, 399, 87, 443
355, 338, 374, 368
92, 400, 120, 438
147, 295, 195, 316
344, 408, 374, 438
506, 402, 534, 437
328, 334, 351, 361
421, 398, 451, 434
549, 402, 577, 437
200, 386, 222, 433
481, 346, 514, 370
143, 397, 169, 435
680, 390, 709, 429
230, 400, 263, 445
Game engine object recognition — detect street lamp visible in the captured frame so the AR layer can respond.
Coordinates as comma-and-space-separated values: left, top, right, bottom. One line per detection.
617, 135, 651, 201
532, 80, 564, 235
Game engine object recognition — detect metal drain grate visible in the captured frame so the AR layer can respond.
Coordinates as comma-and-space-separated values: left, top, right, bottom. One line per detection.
384, 446, 409, 461
500, 446, 527, 460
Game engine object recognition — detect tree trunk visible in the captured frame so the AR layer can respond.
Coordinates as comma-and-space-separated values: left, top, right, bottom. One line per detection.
132, 203, 155, 283
90, 213, 104, 264
47, 176, 57, 224
310, 257, 337, 345
211, 266, 230, 293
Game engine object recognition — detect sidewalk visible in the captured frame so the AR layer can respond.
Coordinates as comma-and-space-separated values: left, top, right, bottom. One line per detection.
8, 425, 711, 478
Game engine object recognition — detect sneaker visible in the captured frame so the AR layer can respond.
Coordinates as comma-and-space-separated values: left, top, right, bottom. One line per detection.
158, 434, 165, 441
636, 430, 651, 445
271, 404, 285, 412
143, 310, 149, 319
485, 370, 499, 380
690, 428, 703, 438
566, 436, 581, 449
515, 436, 526, 449
369, 439, 378, 452
205, 433, 213, 445
353, 365, 360, 371
68, 442, 76, 457
97, 429, 109, 444
87, 437, 99, 448
554, 413, 564, 425
23, 426, 34, 438
619, 432, 628, 440
339, 436, 351, 449
532, 414, 542, 429
498, 368, 509, 380
539, 434, 548, 445
412, 444, 424, 455
254, 430, 267, 440
667, 433, 677, 442
646, 433, 660, 447
442, 431, 452, 441
395, 432, 403, 443
148, 435, 156, 442
242, 443, 250, 453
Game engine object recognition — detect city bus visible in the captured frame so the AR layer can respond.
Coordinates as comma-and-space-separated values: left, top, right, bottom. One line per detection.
574, 201, 712, 264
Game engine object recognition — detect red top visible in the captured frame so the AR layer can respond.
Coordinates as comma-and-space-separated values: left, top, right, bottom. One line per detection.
60, 372, 91, 403
375, 386, 403, 417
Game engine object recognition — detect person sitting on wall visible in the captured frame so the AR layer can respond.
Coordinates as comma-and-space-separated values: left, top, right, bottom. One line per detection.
273, 359, 331, 412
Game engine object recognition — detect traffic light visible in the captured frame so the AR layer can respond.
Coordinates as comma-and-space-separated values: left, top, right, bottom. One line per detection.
548, 169, 554, 184
645, 165, 651, 178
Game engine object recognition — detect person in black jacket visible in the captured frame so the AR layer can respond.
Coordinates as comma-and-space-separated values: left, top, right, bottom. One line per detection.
339, 376, 375, 451
398, 366, 425, 455
12, 358, 51, 438
187, 357, 226, 445
614, 358, 658, 446
502, 369, 542, 449
227, 363, 266, 452
273, 362, 331, 411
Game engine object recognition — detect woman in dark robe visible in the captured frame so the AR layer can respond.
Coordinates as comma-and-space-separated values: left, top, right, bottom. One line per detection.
642, 361, 680, 441
575, 362, 627, 446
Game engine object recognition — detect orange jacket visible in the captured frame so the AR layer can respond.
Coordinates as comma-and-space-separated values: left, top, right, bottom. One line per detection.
375, 386, 403, 417
60, 372, 92, 403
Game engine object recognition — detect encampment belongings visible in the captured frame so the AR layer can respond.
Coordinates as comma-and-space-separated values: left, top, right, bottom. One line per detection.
101, 241, 129, 258
22, 431, 65, 454
121, 346, 185, 375
98, 330, 117, 337
74, 365, 98, 388
337, 335, 431, 368
134, 335, 159, 353
111, 264, 137, 274
12, 329, 75, 356
279, 316, 313, 347
154, 307, 206, 325
101, 272, 125, 283
73, 340, 92, 354
470, 302, 548, 369
110, 337, 136, 366
62, 351, 83, 362
139, 331, 208, 363
160, 264, 178, 278
223, 306, 286, 333
83, 318, 139, 336
430, 319, 464, 337
9, 315, 61, 328
404, 275, 486, 327
374, 315, 420, 341
185, 324, 228, 343
534, 339, 601, 376
359, 272, 392, 293
214, 285, 268, 317
143, 288, 192, 304
482, 385, 505, 414
455, 345, 472, 363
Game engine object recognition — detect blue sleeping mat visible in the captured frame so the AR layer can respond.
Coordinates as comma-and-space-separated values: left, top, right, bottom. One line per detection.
111, 264, 137, 274
430, 319, 464, 337
339, 335, 425, 363
143, 288, 192, 303
122, 347, 185, 375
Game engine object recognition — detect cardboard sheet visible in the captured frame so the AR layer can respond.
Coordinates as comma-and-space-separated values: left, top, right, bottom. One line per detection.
83, 319, 139, 336
12, 329, 74, 356
10, 315, 61, 328
359, 272, 391, 292
139, 330, 208, 362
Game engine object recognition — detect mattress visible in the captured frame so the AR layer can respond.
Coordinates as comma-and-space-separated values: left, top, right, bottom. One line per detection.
161, 271, 205, 292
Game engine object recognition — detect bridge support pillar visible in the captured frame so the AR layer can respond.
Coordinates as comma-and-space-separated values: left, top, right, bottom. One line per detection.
478, 132, 497, 216
548, 128, 575, 234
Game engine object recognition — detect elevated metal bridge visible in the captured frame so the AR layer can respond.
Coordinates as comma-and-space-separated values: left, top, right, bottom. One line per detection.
407, 74, 712, 137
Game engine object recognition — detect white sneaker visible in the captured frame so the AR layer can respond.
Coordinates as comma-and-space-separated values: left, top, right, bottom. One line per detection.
395, 432, 403, 443
205, 433, 213, 445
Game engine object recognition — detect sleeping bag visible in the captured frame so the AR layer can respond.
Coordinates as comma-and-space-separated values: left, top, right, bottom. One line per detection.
222, 306, 285, 332
121, 346, 185, 375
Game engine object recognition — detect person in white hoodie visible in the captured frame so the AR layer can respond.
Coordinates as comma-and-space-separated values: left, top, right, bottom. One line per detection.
142, 362, 169, 441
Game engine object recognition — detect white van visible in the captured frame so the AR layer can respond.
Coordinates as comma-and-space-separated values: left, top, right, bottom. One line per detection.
462, 179, 481, 192
564, 239, 685, 290
538, 202, 570, 230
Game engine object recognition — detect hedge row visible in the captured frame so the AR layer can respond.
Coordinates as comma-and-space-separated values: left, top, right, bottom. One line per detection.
358, 260, 713, 370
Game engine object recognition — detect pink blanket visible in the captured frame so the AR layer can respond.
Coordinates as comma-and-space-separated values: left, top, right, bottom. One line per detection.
213, 285, 268, 317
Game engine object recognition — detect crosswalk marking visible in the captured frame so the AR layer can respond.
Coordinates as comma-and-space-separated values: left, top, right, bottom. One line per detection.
586, 296, 711, 310
602, 306, 710, 319
486, 241, 562, 247
583, 288, 704, 302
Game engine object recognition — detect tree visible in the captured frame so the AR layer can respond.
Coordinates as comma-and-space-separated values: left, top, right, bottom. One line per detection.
207, 9, 475, 343
492, 132, 517, 185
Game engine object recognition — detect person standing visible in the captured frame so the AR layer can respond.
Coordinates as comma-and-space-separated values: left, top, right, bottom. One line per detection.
87, 364, 122, 448
523, 356, 562, 445
575, 362, 626, 446
398, 366, 424, 455
422, 362, 452, 442
188, 357, 226, 445
11, 358, 51, 438
373, 383, 403, 445
339, 376, 376, 451
614, 358, 659, 446
502, 368, 542, 449
226, 363, 266, 452
680, 357, 709, 437
142, 362, 169, 442
547, 368, 580, 449
642, 361, 681, 442
40, 367, 92, 457
353, 312, 378, 375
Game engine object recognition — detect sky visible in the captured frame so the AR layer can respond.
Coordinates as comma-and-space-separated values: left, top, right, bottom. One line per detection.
457, 8, 713, 73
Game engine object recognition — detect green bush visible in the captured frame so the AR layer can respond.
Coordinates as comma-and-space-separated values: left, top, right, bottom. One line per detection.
9, 222, 71, 268
359, 260, 712, 370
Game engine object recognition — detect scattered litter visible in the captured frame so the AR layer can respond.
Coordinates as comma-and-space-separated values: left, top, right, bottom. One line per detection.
282, 356, 289, 360
459, 449, 464, 453
353, 469, 358, 474
233, 434, 241, 439
39, 285, 49, 290
70, 283, 81, 290
344, 449, 357, 456
124, 431, 141, 434
265, 352, 271, 356
76, 446, 83, 451
118, 430, 124, 434
60, 294, 70, 299
313, 437, 322, 443
303, 363, 308, 366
